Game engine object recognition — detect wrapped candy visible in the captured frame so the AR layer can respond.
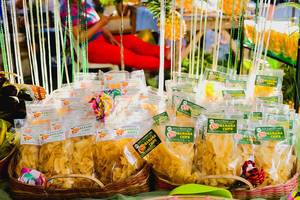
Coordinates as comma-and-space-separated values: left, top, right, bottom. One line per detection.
18, 168, 46, 186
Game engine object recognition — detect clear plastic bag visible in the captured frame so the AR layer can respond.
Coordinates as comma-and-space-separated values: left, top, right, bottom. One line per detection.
15, 120, 46, 177
38, 119, 73, 188
144, 112, 198, 184
196, 113, 241, 187
66, 112, 97, 188
254, 125, 296, 186
200, 69, 228, 103
253, 69, 284, 98
94, 124, 145, 185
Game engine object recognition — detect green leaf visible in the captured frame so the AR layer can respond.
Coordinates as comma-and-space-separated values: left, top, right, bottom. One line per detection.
277, 2, 300, 10
169, 184, 232, 198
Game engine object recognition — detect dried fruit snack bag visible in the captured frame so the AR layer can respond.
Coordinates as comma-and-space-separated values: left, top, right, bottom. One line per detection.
25, 102, 59, 124
15, 120, 48, 177
104, 71, 129, 94
94, 124, 145, 185
66, 116, 96, 188
200, 69, 227, 103
254, 126, 296, 186
143, 113, 198, 184
253, 69, 284, 98
197, 115, 240, 187
223, 75, 248, 101
38, 119, 73, 189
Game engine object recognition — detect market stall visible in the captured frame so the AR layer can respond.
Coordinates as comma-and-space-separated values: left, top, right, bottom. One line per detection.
0, 0, 299, 199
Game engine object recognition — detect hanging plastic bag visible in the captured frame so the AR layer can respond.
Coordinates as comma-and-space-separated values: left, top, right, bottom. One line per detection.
38, 118, 73, 189
253, 69, 284, 98
141, 111, 198, 184
66, 113, 97, 188
196, 113, 241, 187
200, 69, 228, 103
94, 123, 146, 185
254, 125, 297, 186
15, 119, 47, 177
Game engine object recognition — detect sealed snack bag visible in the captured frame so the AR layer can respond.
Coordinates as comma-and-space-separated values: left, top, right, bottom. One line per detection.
66, 115, 97, 188
104, 71, 129, 94
94, 124, 146, 185
253, 69, 284, 98
25, 102, 58, 124
15, 120, 48, 177
196, 114, 241, 187
200, 69, 228, 103
254, 125, 297, 186
223, 75, 248, 101
139, 111, 198, 184
38, 119, 73, 188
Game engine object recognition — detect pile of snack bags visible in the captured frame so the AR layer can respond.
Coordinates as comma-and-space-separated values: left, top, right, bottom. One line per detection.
15, 68, 298, 190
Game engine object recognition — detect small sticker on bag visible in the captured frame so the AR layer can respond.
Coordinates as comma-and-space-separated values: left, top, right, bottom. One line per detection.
207, 118, 237, 134
255, 126, 285, 141
177, 99, 205, 117
153, 112, 170, 125
255, 75, 278, 87
133, 129, 161, 158
165, 126, 194, 143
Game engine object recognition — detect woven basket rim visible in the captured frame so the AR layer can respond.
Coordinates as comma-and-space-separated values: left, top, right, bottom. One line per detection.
9, 153, 149, 192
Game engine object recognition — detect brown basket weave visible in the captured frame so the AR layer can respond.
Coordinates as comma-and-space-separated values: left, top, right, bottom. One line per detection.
8, 155, 151, 200
0, 146, 16, 179
154, 172, 298, 199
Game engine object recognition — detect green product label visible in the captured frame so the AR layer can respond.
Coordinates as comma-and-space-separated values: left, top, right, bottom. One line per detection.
255, 127, 285, 141
153, 112, 170, 125
177, 99, 205, 117
133, 129, 161, 158
244, 112, 250, 119
165, 126, 194, 143
258, 96, 280, 103
252, 112, 263, 121
207, 118, 237, 134
222, 90, 246, 99
226, 79, 247, 89
235, 130, 261, 145
207, 71, 226, 83
255, 75, 278, 87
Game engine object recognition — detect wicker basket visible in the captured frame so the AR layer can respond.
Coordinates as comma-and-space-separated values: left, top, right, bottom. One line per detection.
154, 172, 298, 199
0, 146, 16, 179
8, 155, 151, 200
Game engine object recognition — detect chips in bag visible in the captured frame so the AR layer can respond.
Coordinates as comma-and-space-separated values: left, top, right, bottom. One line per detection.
94, 124, 145, 185
66, 112, 97, 188
254, 125, 297, 186
196, 113, 241, 187
253, 69, 284, 98
38, 119, 73, 188
15, 120, 46, 177
142, 109, 198, 184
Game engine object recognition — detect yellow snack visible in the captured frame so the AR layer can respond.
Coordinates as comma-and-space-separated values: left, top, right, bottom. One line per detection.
197, 134, 241, 186
94, 137, 144, 185
39, 140, 73, 188
145, 114, 197, 184
16, 145, 39, 177
255, 141, 296, 186
70, 136, 95, 188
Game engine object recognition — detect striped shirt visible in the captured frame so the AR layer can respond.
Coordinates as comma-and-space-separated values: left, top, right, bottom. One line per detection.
60, 0, 102, 42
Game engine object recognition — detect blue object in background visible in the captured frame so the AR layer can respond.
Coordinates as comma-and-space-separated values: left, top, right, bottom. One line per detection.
136, 6, 159, 32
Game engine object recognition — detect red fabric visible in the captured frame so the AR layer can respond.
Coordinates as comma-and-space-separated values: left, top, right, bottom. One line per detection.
88, 34, 170, 71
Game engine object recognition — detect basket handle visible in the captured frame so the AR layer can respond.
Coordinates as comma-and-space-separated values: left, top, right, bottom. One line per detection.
199, 175, 254, 190
46, 174, 105, 189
